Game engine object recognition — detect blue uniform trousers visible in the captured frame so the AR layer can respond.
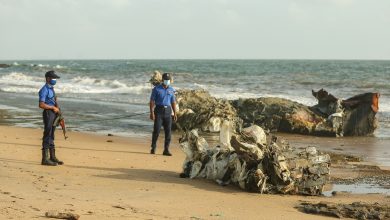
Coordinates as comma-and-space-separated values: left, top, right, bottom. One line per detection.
151, 105, 172, 151
42, 110, 56, 149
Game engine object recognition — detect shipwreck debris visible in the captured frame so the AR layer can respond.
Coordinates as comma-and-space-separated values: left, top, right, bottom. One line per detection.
179, 125, 331, 195
45, 210, 80, 220
297, 201, 390, 220
175, 90, 242, 132
176, 88, 379, 137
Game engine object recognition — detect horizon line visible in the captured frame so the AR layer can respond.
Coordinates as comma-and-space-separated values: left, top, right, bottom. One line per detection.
1, 58, 390, 61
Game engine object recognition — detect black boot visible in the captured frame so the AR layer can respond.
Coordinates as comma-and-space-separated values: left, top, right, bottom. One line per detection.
49, 148, 64, 165
41, 149, 57, 166
163, 149, 172, 156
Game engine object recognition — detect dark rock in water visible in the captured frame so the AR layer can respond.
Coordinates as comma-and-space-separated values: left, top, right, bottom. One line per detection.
298, 201, 390, 220
0, 64, 11, 68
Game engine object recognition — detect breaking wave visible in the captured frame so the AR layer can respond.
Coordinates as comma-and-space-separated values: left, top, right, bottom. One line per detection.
0, 72, 151, 94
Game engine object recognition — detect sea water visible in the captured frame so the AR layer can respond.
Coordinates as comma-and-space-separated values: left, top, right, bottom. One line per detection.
0, 59, 389, 138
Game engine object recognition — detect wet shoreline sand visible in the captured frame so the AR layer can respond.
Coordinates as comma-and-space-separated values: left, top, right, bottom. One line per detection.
0, 125, 389, 219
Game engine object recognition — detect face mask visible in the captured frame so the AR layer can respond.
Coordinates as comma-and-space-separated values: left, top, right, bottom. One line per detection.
163, 80, 170, 86
49, 79, 57, 86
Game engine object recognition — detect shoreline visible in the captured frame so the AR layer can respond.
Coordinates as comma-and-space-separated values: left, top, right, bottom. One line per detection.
1, 125, 389, 219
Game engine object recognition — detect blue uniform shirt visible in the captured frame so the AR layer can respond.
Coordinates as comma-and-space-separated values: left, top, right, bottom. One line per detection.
150, 84, 176, 106
38, 84, 56, 106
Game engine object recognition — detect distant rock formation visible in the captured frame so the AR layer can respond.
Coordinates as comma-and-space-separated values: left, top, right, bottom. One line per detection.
0, 64, 11, 68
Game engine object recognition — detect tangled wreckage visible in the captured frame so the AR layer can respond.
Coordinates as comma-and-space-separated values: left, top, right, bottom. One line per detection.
149, 71, 380, 196
175, 89, 380, 137
179, 126, 330, 195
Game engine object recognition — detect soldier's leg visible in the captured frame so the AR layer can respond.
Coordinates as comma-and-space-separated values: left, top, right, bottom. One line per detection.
41, 110, 57, 166
162, 115, 172, 151
42, 110, 55, 150
151, 111, 163, 152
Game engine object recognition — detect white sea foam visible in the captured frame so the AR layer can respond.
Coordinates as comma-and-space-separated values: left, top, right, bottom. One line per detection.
0, 72, 151, 95
54, 65, 66, 69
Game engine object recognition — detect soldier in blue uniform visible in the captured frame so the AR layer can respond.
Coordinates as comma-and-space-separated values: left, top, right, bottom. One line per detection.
149, 73, 177, 156
38, 70, 63, 166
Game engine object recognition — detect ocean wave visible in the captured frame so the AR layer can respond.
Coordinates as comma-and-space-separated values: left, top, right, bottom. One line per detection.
0, 72, 151, 95
0, 72, 43, 86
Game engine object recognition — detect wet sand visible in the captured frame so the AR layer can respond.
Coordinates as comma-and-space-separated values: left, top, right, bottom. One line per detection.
0, 125, 389, 219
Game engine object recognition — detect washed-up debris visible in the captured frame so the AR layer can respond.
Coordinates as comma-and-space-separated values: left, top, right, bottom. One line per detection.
297, 201, 390, 220
175, 90, 241, 133
149, 70, 163, 86
45, 210, 80, 220
232, 89, 379, 137
179, 124, 330, 195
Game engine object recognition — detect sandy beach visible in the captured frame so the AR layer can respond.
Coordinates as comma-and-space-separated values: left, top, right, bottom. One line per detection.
1, 125, 389, 219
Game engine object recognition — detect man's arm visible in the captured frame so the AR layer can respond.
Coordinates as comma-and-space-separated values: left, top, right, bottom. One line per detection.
39, 101, 59, 113
149, 100, 155, 121
172, 102, 177, 122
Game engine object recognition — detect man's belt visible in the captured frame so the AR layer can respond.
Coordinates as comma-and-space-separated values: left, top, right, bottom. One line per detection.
156, 105, 170, 109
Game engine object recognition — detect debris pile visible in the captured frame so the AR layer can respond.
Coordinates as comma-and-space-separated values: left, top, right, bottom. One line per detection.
45, 210, 79, 220
298, 201, 390, 220
231, 89, 379, 137
175, 90, 241, 132
179, 124, 330, 195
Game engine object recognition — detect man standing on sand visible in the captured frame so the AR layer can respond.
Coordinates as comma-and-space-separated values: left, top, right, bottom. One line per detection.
38, 70, 63, 166
149, 73, 177, 156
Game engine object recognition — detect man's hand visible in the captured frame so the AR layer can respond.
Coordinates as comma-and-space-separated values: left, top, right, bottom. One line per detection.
173, 114, 177, 122
150, 112, 155, 121
52, 106, 60, 114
